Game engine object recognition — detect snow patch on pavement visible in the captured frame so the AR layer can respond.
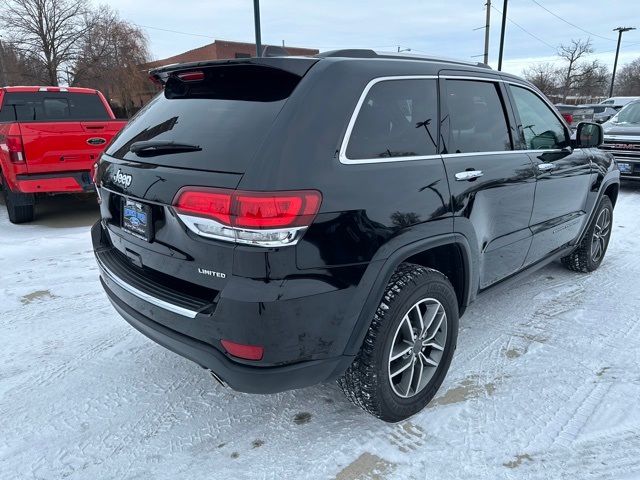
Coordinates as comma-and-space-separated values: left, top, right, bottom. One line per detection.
1, 188, 640, 479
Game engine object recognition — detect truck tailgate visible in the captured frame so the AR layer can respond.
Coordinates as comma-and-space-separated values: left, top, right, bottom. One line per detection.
19, 121, 126, 174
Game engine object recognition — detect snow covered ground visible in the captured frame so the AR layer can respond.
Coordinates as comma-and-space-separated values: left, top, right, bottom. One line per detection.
1, 187, 640, 480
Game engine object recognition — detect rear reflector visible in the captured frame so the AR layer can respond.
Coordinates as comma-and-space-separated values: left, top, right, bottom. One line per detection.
221, 340, 264, 361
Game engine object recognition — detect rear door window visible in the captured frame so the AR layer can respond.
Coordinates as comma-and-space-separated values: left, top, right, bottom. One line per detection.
445, 80, 512, 153
345, 78, 439, 160
0, 92, 110, 122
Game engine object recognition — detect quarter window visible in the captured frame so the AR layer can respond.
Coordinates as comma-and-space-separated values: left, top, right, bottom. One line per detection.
510, 85, 567, 150
445, 80, 512, 154
345, 79, 438, 160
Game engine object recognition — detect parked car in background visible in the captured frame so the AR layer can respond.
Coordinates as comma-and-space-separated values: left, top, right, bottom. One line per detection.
92, 51, 619, 422
601, 100, 640, 180
0, 86, 127, 223
600, 96, 640, 110
584, 104, 618, 124
555, 104, 595, 130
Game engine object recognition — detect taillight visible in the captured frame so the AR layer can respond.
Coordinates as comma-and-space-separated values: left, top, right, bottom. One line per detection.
92, 162, 102, 204
6, 135, 25, 163
561, 113, 573, 124
173, 188, 322, 246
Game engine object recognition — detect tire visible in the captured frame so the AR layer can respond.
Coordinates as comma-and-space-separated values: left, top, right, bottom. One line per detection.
338, 263, 459, 422
4, 186, 35, 224
561, 195, 613, 273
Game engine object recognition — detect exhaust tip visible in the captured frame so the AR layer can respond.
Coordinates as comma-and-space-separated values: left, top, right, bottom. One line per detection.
209, 370, 228, 388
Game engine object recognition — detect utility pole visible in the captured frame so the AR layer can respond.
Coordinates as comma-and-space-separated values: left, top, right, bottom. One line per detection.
253, 0, 262, 57
497, 0, 508, 71
483, 0, 491, 65
609, 26, 636, 97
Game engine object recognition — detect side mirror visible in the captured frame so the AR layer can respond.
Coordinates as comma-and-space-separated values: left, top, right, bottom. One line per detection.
575, 122, 603, 148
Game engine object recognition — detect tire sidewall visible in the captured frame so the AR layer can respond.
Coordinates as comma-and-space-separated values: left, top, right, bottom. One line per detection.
585, 196, 613, 270
373, 271, 459, 421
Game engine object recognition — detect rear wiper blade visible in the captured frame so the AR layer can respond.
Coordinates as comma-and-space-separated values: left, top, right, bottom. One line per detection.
129, 140, 202, 156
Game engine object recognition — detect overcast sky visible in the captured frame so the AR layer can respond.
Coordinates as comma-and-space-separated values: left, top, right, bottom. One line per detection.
101, 0, 640, 75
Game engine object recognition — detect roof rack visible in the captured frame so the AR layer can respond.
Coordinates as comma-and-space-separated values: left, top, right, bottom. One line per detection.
317, 49, 491, 69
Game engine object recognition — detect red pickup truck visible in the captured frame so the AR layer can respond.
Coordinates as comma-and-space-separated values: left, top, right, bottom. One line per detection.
0, 86, 126, 223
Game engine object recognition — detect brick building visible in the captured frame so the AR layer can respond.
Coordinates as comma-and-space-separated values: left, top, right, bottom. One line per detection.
118, 39, 319, 113
143, 39, 319, 70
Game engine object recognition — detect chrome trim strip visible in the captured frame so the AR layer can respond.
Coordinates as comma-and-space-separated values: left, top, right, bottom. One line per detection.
338, 75, 438, 165
96, 255, 199, 318
177, 213, 308, 247
604, 135, 640, 142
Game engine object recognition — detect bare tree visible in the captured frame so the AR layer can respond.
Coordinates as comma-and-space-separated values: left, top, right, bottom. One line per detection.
523, 62, 558, 97
557, 38, 594, 101
573, 59, 610, 97
1, 0, 92, 86
72, 7, 150, 117
614, 58, 640, 96
0, 39, 45, 85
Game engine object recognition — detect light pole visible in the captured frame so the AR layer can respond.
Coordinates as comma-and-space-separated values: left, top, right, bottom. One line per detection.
497, 0, 508, 71
609, 26, 636, 97
253, 0, 262, 57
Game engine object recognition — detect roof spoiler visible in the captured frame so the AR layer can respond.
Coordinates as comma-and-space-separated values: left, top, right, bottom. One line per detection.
148, 57, 318, 86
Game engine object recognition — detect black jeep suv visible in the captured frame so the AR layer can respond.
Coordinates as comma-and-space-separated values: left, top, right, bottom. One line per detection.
93, 50, 619, 422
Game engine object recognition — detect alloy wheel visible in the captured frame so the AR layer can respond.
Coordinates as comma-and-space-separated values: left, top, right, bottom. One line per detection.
591, 207, 611, 263
387, 298, 447, 398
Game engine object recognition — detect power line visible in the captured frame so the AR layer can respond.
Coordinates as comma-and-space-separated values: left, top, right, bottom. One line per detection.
135, 24, 215, 39
529, 0, 617, 42
492, 4, 556, 51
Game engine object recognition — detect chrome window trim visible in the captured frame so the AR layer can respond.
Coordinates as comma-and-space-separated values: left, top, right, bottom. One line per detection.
338, 74, 572, 165
338, 75, 439, 165
96, 255, 199, 318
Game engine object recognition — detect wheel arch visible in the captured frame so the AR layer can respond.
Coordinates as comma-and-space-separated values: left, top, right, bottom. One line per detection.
603, 182, 619, 207
343, 233, 474, 356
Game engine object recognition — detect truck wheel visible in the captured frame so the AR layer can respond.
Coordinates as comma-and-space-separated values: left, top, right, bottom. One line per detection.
338, 263, 459, 422
561, 195, 613, 273
4, 187, 35, 224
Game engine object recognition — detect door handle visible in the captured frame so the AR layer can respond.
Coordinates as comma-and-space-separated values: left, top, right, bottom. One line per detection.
455, 170, 484, 181
537, 163, 556, 172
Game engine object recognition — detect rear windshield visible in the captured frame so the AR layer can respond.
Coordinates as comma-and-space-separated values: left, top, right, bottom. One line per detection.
106, 65, 303, 173
0, 92, 110, 122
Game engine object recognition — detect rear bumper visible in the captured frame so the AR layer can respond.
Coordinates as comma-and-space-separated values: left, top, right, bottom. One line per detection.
102, 278, 352, 393
92, 221, 364, 393
15, 171, 94, 193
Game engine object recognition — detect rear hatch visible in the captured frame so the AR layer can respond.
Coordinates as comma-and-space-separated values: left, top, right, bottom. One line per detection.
97, 58, 317, 332
0, 91, 124, 174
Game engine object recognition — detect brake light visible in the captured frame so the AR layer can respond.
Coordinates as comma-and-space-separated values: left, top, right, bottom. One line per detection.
561, 113, 573, 124
176, 71, 205, 82
173, 188, 322, 246
221, 340, 264, 361
6, 135, 25, 163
